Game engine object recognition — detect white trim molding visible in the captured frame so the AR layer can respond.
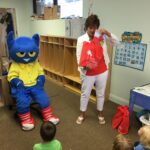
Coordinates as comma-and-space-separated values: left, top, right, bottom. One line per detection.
109, 93, 142, 112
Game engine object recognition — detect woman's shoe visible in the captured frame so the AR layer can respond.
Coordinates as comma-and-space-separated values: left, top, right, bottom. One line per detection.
76, 116, 84, 124
98, 116, 106, 124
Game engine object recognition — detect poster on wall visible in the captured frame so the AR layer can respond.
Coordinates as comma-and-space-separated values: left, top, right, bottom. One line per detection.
114, 42, 147, 71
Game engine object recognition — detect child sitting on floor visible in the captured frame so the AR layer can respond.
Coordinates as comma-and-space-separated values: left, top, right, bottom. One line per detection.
134, 125, 150, 150
33, 121, 62, 150
112, 134, 134, 150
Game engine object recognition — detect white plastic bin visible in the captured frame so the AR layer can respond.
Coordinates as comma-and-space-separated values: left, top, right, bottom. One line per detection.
139, 113, 150, 126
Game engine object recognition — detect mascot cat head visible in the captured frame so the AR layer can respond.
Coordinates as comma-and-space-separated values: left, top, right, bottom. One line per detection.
7, 32, 39, 63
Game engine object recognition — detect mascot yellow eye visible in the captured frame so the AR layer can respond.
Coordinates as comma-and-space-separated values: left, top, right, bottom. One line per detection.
28, 51, 36, 57
16, 52, 26, 57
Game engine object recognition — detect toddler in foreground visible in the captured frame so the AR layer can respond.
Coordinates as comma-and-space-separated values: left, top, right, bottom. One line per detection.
112, 134, 133, 150
33, 121, 62, 150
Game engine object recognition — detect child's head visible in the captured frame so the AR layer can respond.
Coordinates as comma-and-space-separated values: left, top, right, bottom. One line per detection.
112, 134, 134, 150
40, 121, 56, 142
138, 125, 150, 149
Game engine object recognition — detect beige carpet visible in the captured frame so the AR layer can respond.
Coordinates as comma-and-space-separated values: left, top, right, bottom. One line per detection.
0, 79, 140, 150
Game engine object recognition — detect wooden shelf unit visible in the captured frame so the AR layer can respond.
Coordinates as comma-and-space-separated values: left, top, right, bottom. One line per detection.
39, 35, 113, 102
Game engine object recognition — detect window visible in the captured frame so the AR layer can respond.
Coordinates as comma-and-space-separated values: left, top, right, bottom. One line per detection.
45, 0, 83, 18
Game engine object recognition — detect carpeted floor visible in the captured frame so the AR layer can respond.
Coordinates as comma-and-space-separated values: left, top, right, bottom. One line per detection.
0, 79, 140, 150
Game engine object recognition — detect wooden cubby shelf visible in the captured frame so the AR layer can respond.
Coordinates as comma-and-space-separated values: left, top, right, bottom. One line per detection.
40, 35, 113, 102
63, 75, 80, 84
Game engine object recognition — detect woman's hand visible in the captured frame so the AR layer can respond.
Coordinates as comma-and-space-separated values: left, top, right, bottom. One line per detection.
84, 65, 91, 70
99, 28, 111, 37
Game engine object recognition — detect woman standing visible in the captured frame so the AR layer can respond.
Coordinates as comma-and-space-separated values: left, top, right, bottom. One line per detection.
76, 14, 119, 125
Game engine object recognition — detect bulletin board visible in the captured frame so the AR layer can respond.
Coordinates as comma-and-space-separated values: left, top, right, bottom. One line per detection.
114, 42, 147, 71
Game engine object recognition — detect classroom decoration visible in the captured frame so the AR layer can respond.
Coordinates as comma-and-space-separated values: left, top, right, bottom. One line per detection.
114, 42, 147, 71
121, 32, 142, 43
7, 32, 59, 131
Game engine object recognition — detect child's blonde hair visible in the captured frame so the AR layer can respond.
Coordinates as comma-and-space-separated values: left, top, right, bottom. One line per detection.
112, 134, 133, 150
138, 125, 150, 149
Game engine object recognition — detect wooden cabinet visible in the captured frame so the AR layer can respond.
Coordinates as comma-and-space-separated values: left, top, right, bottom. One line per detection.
39, 35, 113, 102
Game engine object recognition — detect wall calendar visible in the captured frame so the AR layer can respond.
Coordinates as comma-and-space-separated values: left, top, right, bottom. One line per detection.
114, 42, 147, 71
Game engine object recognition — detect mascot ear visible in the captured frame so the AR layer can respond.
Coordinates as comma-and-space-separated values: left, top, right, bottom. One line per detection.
7, 31, 14, 50
32, 34, 39, 47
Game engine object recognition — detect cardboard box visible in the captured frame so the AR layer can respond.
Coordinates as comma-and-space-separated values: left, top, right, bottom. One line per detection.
44, 5, 60, 20
44, 7, 53, 20
52, 5, 60, 19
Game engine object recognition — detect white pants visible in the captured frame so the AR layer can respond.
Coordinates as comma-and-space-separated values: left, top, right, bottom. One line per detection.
80, 69, 108, 112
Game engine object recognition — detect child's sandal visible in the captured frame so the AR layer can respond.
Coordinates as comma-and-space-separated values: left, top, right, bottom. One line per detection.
76, 116, 84, 124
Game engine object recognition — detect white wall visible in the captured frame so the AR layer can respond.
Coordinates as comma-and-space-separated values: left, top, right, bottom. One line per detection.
0, 0, 32, 36
30, 19, 66, 36
4, 0, 149, 106
88, 0, 150, 105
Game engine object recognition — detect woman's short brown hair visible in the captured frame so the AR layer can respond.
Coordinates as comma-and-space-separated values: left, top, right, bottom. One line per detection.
84, 14, 100, 31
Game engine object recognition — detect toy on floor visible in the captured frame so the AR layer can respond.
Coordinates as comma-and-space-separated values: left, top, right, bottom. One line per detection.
7, 32, 60, 131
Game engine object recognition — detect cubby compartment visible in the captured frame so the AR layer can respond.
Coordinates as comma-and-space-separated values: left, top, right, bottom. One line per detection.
52, 44, 64, 75
39, 42, 44, 66
63, 77, 81, 94
63, 47, 80, 83
59, 38, 64, 45
73, 39, 77, 47
39, 42, 48, 68
63, 77, 96, 102
46, 44, 54, 70
39, 36, 64, 76
48, 36, 53, 43
40, 36, 48, 42
63, 47, 74, 74
64, 38, 76, 48
72, 50, 79, 77
45, 70, 63, 84
57, 45, 65, 74
53, 37, 59, 44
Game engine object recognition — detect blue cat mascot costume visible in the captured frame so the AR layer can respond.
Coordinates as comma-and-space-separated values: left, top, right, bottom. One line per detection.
7, 32, 60, 131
